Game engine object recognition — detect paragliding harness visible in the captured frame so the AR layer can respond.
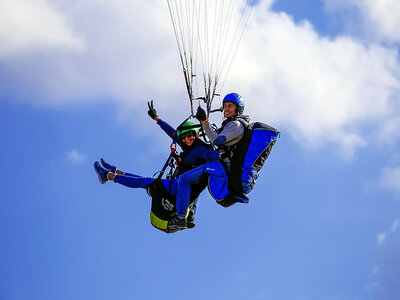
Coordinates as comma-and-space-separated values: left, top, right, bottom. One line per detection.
213, 117, 280, 207
146, 118, 206, 233
145, 140, 179, 233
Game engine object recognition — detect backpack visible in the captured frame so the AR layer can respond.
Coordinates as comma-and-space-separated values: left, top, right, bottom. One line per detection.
215, 121, 279, 207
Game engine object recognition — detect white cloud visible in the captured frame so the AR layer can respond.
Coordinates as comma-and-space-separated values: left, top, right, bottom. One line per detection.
379, 166, 400, 192
390, 219, 399, 232
0, 0, 85, 57
324, 0, 400, 43
0, 0, 400, 157
377, 219, 400, 245
377, 232, 386, 245
231, 2, 400, 156
67, 149, 86, 164
0, 0, 180, 106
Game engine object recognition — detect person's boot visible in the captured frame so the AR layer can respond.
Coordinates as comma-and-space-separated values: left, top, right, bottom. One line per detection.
168, 215, 187, 230
100, 158, 117, 173
94, 161, 108, 184
187, 211, 195, 229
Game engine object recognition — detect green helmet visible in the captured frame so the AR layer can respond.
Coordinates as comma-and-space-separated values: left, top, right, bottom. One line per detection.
177, 121, 199, 137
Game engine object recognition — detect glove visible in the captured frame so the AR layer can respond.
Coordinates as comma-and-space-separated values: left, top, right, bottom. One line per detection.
147, 100, 158, 120
195, 107, 207, 122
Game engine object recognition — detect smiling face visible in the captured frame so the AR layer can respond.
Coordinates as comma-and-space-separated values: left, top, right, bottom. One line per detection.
223, 101, 238, 118
180, 132, 195, 147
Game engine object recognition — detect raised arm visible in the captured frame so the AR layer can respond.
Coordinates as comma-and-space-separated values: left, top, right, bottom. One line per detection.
148, 100, 176, 139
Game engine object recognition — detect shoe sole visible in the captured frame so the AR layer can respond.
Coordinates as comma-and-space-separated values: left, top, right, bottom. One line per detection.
167, 224, 187, 230
96, 174, 106, 184
94, 163, 107, 184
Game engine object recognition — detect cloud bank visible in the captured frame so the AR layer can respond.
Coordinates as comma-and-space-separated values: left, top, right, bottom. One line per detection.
0, 0, 179, 106
0, 0, 85, 58
1, 0, 400, 156
66, 149, 86, 164
324, 0, 400, 43
233, 1, 400, 155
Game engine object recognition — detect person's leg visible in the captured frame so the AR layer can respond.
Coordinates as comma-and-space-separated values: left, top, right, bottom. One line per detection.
106, 168, 175, 192
100, 159, 141, 177
123, 172, 141, 177
162, 179, 178, 196
95, 160, 154, 189
112, 173, 153, 189
175, 164, 206, 217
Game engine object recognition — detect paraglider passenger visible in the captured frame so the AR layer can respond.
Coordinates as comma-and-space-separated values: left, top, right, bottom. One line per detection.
94, 102, 221, 231
147, 101, 220, 227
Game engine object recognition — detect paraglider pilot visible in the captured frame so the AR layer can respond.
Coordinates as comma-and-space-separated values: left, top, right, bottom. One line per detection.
169, 93, 250, 229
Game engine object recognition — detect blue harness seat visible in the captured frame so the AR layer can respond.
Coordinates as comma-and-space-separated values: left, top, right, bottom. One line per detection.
205, 160, 249, 207
206, 123, 279, 207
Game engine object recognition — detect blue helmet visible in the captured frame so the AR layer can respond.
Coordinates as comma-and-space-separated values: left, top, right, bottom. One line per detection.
223, 93, 245, 114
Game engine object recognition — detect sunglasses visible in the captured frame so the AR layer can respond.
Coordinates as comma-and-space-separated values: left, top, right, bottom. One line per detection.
180, 132, 195, 140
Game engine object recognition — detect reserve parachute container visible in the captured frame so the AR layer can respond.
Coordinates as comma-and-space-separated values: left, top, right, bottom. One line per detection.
229, 122, 279, 193
207, 121, 280, 207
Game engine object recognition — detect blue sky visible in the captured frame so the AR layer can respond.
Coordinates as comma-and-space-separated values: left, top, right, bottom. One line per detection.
1, 0, 400, 299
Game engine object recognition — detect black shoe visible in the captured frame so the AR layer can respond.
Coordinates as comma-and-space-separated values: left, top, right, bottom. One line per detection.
168, 215, 187, 230
187, 213, 195, 229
